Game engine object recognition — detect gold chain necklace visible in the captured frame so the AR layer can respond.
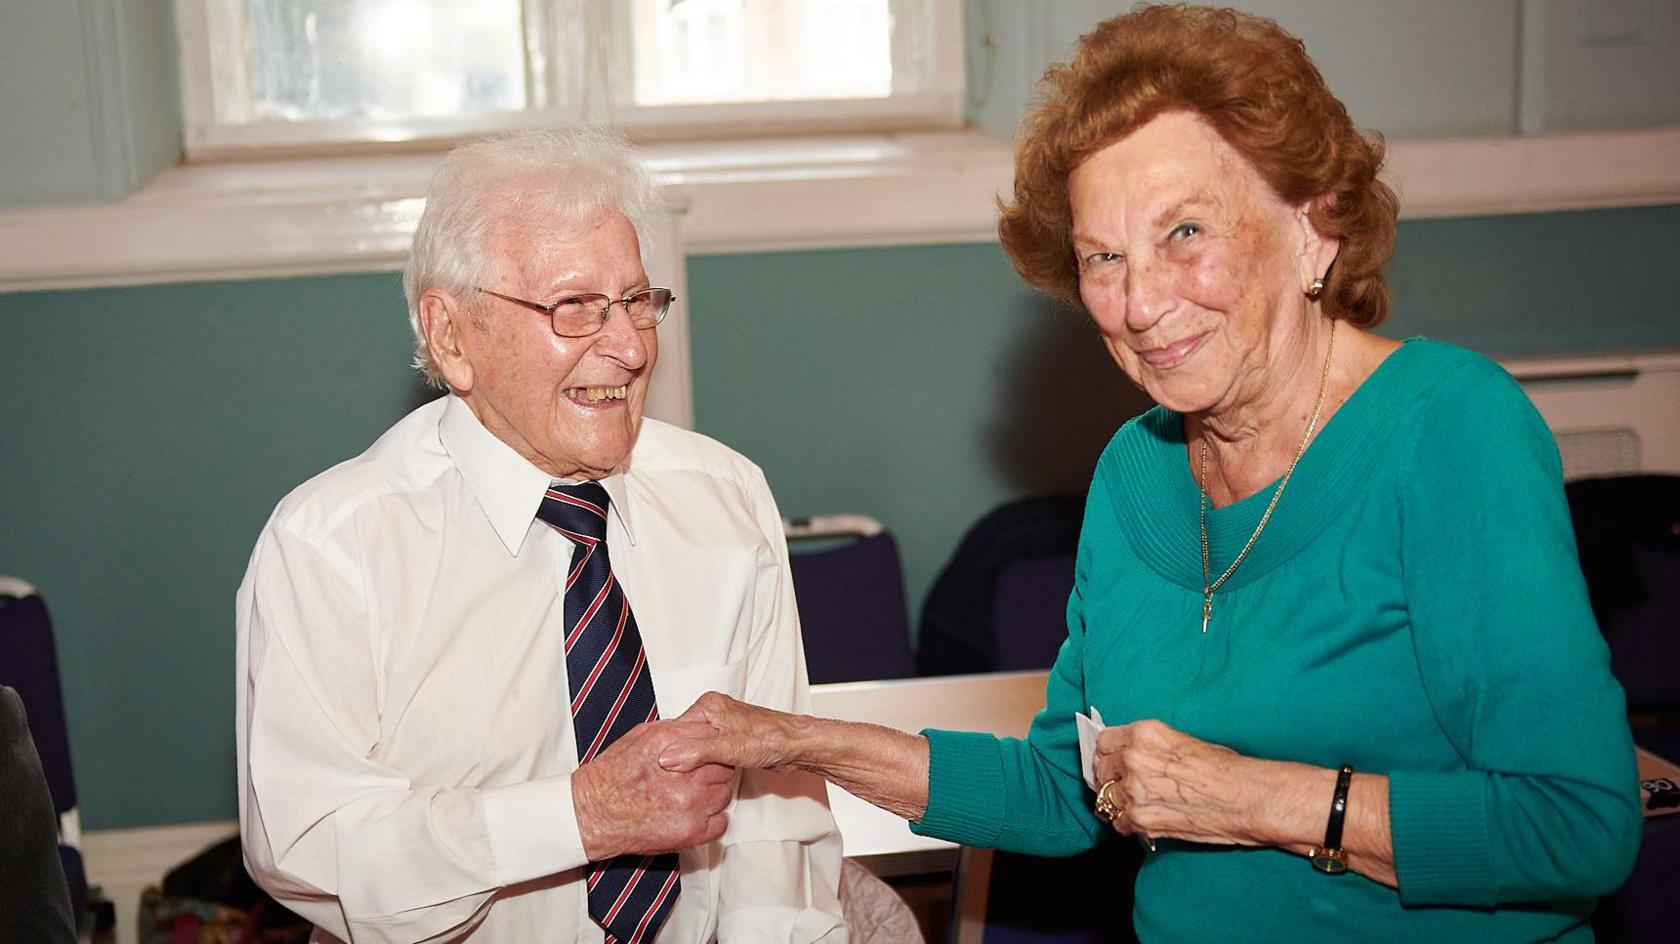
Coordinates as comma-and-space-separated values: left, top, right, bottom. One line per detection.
1198, 319, 1337, 634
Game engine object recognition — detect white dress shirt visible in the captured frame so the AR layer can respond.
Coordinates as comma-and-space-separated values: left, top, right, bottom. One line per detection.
235, 394, 847, 943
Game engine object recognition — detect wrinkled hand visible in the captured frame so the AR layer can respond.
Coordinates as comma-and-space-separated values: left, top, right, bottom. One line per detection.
572, 719, 735, 861
658, 692, 805, 774
1091, 719, 1264, 847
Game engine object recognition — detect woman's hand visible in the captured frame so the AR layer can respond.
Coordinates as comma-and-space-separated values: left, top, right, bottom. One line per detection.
1091, 719, 1271, 847
660, 691, 932, 822
659, 692, 806, 773
1093, 720, 1397, 886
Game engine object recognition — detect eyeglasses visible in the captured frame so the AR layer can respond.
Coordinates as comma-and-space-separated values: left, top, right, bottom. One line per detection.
476, 286, 675, 338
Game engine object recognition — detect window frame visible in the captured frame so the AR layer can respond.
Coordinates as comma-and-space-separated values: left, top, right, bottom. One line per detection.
173, 0, 966, 159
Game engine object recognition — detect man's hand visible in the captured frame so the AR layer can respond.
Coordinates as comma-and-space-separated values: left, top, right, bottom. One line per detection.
572, 719, 736, 862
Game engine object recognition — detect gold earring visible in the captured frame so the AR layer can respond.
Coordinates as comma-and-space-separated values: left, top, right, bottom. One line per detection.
1306, 278, 1326, 301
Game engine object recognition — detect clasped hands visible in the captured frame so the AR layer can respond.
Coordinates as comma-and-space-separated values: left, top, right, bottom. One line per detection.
573, 693, 1285, 860
569, 693, 799, 863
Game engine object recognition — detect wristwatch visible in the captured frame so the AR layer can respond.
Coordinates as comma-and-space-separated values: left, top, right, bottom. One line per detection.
1310, 765, 1355, 874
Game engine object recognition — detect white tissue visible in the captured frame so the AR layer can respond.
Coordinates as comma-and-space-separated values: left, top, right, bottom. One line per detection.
1076, 706, 1106, 790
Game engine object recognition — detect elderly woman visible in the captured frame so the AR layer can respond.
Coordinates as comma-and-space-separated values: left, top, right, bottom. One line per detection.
664, 6, 1642, 940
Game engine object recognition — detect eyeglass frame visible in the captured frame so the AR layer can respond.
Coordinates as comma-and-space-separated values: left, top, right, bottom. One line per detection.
475, 286, 675, 338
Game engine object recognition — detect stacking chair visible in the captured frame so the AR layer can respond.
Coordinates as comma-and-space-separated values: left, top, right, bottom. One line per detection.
919, 496, 1084, 676
1564, 476, 1680, 943
1565, 474, 1680, 737
786, 515, 916, 684
948, 841, 1143, 943
0, 578, 89, 924
991, 553, 1077, 671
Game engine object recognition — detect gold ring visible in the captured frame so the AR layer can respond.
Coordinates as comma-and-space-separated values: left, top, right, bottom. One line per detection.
1094, 778, 1123, 822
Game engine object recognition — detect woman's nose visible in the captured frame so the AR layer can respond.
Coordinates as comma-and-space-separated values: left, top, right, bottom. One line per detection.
1123, 261, 1175, 331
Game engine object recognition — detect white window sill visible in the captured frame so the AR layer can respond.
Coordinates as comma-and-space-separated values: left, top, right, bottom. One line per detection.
0, 126, 1676, 293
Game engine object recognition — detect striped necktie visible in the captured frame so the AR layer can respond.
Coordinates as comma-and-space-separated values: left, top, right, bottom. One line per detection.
537, 481, 681, 943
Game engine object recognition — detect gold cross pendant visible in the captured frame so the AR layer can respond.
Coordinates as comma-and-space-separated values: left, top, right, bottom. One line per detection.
1201, 595, 1213, 635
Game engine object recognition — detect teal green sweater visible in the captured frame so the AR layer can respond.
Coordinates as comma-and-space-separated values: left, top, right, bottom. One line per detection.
913, 340, 1642, 942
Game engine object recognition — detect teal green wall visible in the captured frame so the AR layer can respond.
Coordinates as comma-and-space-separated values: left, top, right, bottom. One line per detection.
2, 204, 1678, 829
0, 274, 427, 827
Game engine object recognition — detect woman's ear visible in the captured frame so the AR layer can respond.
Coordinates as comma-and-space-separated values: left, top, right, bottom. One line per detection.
1295, 195, 1341, 291
420, 289, 474, 393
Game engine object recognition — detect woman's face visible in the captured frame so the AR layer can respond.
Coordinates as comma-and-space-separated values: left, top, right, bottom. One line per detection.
1070, 111, 1323, 416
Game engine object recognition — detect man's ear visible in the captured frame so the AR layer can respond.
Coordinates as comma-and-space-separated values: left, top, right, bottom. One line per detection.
1295, 195, 1341, 291
420, 289, 475, 392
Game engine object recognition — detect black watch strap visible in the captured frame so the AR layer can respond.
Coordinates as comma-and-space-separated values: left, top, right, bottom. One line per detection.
1311, 765, 1355, 874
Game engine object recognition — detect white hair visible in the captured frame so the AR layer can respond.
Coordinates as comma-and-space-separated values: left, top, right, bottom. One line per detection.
402, 127, 665, 387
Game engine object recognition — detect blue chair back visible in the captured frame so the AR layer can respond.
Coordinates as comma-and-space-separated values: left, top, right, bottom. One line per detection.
789, 530, 916, 684
992, 553, 1076, 671
0, 580, 87, 922
1595, 814, 1680, 944
0, 584, 77, 815
919, 496, 1083, 676
1565, 474, 1680, 709
1562, 477, 1680, 942
950, 842, 1142, 943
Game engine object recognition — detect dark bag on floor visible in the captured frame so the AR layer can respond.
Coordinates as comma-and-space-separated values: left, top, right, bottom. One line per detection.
139, 836, 311, 944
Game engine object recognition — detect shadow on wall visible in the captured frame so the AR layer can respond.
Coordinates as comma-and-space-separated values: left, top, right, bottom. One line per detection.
986, 296, 1155, 494
406, 377, 441, 416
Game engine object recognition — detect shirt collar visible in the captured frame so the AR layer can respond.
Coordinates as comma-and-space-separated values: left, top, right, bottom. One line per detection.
438, 394, 639, 555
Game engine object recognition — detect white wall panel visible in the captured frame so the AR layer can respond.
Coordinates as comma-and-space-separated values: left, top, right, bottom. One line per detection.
1522, 0, 1680, 132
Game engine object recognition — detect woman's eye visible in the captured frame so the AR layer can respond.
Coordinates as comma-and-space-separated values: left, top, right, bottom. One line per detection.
1170, 221, 1202, 241
1083, 251, 1122, 267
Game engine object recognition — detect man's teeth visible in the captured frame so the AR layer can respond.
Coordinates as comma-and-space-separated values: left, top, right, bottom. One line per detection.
569, 385, 629, 402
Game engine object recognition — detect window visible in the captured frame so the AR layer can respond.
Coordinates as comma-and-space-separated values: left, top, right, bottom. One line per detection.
175, 0, 964, 156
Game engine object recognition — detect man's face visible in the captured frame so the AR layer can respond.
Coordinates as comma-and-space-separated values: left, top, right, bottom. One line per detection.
444, 204, 658, 480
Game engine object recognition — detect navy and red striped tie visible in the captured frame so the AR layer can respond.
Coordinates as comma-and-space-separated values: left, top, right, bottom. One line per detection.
538, 481, 680, 943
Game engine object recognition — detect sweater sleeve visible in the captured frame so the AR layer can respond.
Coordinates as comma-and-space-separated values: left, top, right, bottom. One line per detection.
1389, 357, 1642, 907
911, 482, 1112, 857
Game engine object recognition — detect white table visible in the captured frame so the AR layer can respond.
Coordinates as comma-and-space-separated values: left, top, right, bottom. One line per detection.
808, 670, 1049, 875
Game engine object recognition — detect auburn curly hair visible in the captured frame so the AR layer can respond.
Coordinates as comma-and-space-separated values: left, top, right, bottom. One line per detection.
998, 4, 1398, 326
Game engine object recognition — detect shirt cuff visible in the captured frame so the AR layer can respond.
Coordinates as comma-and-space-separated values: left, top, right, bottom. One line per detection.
1389, 770, 1496, 907
480, 774, 588, 885
909, 728, 1005, 848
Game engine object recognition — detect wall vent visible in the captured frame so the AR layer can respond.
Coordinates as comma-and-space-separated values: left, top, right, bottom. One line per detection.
1553, 427, 1643, 481
1505, 351, 1680, 479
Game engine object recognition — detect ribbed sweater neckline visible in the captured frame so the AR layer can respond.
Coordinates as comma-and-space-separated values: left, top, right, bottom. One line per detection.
1104, 337, 1435, 592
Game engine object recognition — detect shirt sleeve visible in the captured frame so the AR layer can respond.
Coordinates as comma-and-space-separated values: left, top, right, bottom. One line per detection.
713, 466, 848, 943
236, 518, 589, 944
1389, 358, 1643, 907
912, 483, 1108, 859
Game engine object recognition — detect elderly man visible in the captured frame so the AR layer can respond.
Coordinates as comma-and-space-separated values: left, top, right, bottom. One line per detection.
235, 129, 846, 943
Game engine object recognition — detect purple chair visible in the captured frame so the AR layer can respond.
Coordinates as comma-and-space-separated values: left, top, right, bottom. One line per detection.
1564, 476, 1680, 943
0, 579, 87, 924
1565, 475, 1680, 713
1596, 813, 1680, 944
919, 496, 1084, 676
786, 516, 916, 684
991, 553, 1077, 672
948, 841, 1142, 943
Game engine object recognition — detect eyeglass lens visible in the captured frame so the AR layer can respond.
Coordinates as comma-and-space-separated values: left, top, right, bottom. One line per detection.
552, 288, 673, 336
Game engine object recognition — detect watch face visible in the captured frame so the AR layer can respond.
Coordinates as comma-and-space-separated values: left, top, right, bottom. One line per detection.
1311, 851, 1348, 874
